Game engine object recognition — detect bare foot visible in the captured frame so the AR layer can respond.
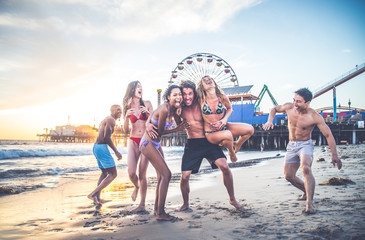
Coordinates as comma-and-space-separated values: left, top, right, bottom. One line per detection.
98, 198, 111, 204
88, 194, 100, 205
131, 186, 139, 202
230, 200, 245, 212
175, 204, 189, 212
156, 213, 178, 221
229, 151, 238, 162
304, 203, 316, 214
297, 193, 306, 201
131, 205, 146, 213
234, 142, 243, 153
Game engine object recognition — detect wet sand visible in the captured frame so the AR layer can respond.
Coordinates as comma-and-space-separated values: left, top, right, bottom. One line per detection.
0, 145, 364, 240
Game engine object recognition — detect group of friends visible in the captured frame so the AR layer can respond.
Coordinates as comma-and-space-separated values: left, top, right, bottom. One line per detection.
88, 76, 342, 221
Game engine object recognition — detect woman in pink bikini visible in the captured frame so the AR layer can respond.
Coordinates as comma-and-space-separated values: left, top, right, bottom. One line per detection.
140, 85, 183, 221
197, 75, 254, 163
123, 81, 153, 212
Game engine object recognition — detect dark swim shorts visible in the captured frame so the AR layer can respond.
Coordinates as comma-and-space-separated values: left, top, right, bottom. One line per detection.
181, 138, 226, 174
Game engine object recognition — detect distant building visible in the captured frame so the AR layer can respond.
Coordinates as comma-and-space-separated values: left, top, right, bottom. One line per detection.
50, 124, 76, 137
40, 124, 98, 143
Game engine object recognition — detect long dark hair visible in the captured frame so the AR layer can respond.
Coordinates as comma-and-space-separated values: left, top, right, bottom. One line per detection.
122, 81, 145, 117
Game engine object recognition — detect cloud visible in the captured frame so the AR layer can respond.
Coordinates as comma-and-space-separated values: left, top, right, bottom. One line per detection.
0, 0, 261, 111
1, 0, 261, 42
341, 49, 351, 53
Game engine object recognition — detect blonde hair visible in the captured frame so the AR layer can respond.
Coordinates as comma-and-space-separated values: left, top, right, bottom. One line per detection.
196, 75, 224, 102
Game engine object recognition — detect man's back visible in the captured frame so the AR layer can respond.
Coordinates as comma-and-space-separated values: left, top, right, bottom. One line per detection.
96, 116, 115, 144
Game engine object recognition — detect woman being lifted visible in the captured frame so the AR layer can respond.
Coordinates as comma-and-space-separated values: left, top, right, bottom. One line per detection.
197, 75, 254, 162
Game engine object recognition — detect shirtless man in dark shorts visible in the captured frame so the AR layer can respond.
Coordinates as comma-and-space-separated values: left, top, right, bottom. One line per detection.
174, 80, 244, 212
263, 88, 342, 214
88, 104, 123, 205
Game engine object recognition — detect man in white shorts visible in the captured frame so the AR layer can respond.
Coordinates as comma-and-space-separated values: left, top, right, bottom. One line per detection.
263, 88, 342, 214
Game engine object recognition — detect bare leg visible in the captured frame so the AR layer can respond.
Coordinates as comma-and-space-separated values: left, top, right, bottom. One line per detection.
227, 123, 254, 153
206, 130, 237, 162
284, 163, 306, 193
131, 154, 149, 213
175, 171, 192, 212
96, 169, 107, 203
127, 140, 140, 202
284, 162, 315, 212
301, 155, 316, 214
88, 167, 117, 204
154, 169, 161, 215
297, 193, 307, 201
140, 140, 176, 221
215, 158, 245, 212
222, 139, 237, 162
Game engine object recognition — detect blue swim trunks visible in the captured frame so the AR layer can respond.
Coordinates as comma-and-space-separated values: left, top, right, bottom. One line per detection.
93, 144, 116, 169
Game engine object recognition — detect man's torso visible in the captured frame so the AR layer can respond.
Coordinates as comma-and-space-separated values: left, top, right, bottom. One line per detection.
286, 107, 317, 141
96, 116, 115, 144
181, 102, 205, 139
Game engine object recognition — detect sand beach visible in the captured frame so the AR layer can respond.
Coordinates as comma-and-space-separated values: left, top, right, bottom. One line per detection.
0, 144, 364, 240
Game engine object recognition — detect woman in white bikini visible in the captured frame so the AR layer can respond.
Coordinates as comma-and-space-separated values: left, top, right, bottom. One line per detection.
197, 75, 254, 162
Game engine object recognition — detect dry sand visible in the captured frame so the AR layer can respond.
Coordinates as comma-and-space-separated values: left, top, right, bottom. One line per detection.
0, 144, 364, 240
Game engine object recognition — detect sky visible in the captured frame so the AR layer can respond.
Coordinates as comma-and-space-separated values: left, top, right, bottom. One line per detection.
0, 0, 364, 140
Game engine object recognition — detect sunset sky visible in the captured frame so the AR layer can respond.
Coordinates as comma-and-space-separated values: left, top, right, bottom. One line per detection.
0, 0, 364, 140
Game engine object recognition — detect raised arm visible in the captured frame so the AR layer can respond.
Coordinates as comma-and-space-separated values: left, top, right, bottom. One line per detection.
123, 108, 134, 134
141, 100, 153, 116
315, 114, 342, 170
263, 102, 292, 131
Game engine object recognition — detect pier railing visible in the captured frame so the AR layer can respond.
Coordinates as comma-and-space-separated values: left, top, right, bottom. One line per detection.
161, 122, 365, 149
313, 62, 365, 98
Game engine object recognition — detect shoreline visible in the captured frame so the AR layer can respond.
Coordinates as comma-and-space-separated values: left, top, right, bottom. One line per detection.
0, 145, 364, 239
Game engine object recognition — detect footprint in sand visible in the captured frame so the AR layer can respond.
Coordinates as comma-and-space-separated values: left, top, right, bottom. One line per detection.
213, 217, 222, 221
91, 226, 107, 231
84, 220, 101, 228
188, 221, 202, 229
17, 218, 53, 227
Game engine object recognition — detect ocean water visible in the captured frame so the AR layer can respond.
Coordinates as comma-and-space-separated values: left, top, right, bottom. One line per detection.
0, 140, 281, 196
0, 140, 187, 195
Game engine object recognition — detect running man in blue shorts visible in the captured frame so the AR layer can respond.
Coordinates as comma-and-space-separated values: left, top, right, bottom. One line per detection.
88, 104, 123, 205
263, 88, 342, 214
161, 81, 245, 212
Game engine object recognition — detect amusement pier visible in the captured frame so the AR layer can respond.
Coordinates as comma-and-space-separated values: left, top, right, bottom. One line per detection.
37, 54, 365, 150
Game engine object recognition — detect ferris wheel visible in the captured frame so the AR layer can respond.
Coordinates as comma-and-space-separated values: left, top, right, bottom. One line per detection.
168, 53, 239, 88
